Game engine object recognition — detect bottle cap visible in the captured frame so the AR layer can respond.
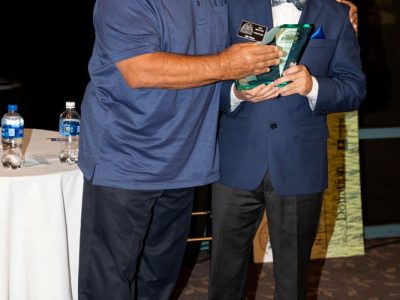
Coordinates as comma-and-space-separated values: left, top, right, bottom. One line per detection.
66, 102, 75, 109
8, 104, 18, 112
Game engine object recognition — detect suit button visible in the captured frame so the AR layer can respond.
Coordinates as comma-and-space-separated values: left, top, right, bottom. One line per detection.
270, 123, 278, 129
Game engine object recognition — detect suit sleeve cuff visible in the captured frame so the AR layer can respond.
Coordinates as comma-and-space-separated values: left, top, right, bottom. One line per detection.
230, 84, 244, 112
306, 76, 319, 111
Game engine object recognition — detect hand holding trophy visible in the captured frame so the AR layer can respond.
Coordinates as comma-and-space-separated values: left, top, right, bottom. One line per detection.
235, 24, 313, 90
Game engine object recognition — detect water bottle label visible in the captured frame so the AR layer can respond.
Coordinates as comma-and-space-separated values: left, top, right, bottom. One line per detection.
2, 124, 24, 139
60, 119, 80, 136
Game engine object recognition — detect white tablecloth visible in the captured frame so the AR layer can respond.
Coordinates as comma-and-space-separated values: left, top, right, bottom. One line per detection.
0, 129, 83, 300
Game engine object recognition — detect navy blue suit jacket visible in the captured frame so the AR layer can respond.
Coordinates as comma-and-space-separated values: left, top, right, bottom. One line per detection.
218, 0, 366, 195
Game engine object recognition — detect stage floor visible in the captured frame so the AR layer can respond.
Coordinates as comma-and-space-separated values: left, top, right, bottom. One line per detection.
172, 238, 400, 299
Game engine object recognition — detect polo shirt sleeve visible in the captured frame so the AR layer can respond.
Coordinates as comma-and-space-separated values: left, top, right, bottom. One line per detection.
96, 0, 161, 63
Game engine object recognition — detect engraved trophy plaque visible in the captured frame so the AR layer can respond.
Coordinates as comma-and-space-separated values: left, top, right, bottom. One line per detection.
235, 24, 313, 90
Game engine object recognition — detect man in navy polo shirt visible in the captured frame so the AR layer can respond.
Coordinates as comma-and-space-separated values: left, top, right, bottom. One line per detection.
77, 0, 282, 299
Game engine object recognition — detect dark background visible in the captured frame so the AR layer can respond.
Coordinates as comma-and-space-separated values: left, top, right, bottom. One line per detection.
0, 0, 399, 226
356, 0, 400, 225
0, 1, 95, 130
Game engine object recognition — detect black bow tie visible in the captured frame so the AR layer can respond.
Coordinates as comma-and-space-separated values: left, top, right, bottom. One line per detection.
271, 0, 307, 11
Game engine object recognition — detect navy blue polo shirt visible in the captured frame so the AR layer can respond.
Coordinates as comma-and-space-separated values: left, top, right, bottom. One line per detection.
78, 0, 228, 190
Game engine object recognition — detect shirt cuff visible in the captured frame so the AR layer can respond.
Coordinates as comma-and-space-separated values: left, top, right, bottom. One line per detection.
230, 84, 244, 112
307, 76, 319, 111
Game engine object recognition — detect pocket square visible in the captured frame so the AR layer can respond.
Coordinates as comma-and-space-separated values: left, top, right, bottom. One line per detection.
311, 25, 326, 39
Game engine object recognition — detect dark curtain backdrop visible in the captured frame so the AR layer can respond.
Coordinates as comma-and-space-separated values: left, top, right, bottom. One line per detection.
356, 0, 400, 225
0, 1, 95, 130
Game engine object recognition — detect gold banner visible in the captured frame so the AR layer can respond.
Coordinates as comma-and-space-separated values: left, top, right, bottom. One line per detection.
254, 111, 365, 262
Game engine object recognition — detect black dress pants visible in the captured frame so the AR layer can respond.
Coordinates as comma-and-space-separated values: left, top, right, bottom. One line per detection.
78, 179, 194, 300
209, 172, 323, 300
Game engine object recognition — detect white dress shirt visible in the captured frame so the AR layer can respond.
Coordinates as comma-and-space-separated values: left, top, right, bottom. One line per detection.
230, 1, 319, 111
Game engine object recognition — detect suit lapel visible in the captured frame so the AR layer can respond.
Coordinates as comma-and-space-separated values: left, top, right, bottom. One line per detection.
249, 0, 273, 30
249, 0, 324, 31
244, 0, 324, 38
299, 0, 324, 25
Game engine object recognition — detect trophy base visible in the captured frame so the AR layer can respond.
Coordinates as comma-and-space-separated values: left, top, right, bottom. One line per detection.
235, 79, 289, 90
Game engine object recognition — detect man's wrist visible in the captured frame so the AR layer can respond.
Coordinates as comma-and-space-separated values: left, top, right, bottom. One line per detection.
306, 76, 319, 110
230, 84, 244, 112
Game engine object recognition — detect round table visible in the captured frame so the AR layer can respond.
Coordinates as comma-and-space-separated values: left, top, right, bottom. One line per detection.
0, 129, 83, 300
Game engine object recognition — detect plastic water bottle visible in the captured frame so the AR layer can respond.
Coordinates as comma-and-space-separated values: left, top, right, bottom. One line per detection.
1, 104, 24, 168
59, 101, 80, 164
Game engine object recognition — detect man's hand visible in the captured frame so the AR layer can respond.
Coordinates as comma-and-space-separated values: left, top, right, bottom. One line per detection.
218, 43, 282, 80
116, 42, 282, 89
234, 83, 279, 103
336, 0, 358, 33
273, 64, 312, 97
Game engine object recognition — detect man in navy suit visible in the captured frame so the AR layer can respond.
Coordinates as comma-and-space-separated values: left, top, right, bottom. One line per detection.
209, 0, 365, 299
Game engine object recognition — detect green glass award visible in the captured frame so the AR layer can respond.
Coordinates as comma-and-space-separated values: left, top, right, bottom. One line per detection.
235, 24, 313, 90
